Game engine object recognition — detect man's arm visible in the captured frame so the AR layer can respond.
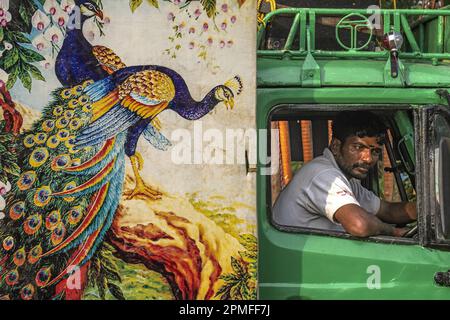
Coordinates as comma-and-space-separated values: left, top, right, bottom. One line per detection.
334, 204, 410, 237
376, 201, 417, 224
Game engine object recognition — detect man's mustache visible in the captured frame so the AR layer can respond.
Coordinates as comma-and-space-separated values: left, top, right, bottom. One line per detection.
352, 163, 371, 170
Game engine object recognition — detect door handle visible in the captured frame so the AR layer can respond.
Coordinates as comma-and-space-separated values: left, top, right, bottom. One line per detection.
434, 270, 450, 287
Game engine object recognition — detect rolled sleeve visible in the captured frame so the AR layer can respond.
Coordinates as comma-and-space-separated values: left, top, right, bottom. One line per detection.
304, 170, 360, 224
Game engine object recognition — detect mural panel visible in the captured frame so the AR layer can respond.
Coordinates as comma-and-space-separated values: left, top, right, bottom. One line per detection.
0, 0, 256, 300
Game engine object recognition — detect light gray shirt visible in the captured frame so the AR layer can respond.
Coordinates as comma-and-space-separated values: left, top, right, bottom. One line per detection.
273, 148, 380, 232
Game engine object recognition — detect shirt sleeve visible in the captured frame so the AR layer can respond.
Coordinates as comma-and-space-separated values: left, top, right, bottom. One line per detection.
351, 180, 381, 215
303, 169, 361, 224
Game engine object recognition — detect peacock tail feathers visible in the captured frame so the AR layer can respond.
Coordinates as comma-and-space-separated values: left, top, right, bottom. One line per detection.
0, 79, 127, 300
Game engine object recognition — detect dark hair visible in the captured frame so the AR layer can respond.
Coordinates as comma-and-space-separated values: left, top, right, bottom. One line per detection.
332, 111, 386, 144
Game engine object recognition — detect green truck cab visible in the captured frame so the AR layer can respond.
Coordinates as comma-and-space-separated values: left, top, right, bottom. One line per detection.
257, 7, 450, 299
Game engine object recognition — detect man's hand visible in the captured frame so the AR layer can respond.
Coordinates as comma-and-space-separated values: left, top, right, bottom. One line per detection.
376, 201, 417, 224
393, 227, 412, 237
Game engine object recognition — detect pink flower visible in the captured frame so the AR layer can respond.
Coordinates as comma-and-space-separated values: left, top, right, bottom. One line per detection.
54, 9, 69, 27
32, 10, 51, 31
188, 42, 195, 49
44, 25, 63, 44
194, 9, 201, 18
167, 12, 175, 21
207, 37, 213, 46
227, 40, 233, 47
188, 27, 195, 34
32, 34, 50, 51
40, 55, 54, 70
219, 40, 225, 48
231, 15, 237, 24
60, 0, 75, 13
221, 22, 227, 30
44, 0, 59, 15
221, 4, 228, 12
202, 22, 209, 31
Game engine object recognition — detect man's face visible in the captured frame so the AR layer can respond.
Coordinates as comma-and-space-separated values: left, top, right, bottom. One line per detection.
331, 135, 383, 180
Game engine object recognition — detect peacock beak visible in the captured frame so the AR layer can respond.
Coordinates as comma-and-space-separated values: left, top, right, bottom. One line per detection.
95, 9, 104, 20
225, 98, 234, 110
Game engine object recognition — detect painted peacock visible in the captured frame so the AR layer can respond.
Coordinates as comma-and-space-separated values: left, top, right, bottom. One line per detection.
56, 0, 163, 200
0, 62, 242, 300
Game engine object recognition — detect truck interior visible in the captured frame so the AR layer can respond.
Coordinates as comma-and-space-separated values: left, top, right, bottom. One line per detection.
268, 107, 418, 241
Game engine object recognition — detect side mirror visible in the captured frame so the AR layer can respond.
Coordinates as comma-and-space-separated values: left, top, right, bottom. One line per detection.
438, 137, 450, 238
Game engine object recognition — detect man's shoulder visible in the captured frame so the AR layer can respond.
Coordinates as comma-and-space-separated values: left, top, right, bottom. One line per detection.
292, 156, 345, 186
299, 155, 342, 177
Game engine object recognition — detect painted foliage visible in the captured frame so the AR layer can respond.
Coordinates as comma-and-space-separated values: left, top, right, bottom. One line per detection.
0, 0, 256, 300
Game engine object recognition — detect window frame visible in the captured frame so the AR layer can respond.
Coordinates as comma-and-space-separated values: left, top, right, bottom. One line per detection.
429, 105, 450, 246
266, 104, 421, 246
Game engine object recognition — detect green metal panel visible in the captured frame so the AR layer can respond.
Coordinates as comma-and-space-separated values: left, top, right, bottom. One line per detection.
257, 58, 450, 88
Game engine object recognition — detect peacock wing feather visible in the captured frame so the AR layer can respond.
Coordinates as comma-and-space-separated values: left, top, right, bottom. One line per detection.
92, 46, 127, 75
75, 70, 175, 149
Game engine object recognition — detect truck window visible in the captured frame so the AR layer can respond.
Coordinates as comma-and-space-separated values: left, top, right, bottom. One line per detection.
269, 108, 417, 240
435, 113, 450, 239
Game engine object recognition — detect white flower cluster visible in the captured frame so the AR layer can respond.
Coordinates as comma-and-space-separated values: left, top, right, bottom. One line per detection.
0, 0, 11, 28
31, 0, 75, 69
0, 0, 12, 59
0, 180, 11, 220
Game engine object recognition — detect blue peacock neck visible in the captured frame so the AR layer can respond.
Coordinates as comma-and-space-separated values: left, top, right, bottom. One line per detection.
111, 65, 224, 120
170, 88, 220, 120
55, 7, 107, 86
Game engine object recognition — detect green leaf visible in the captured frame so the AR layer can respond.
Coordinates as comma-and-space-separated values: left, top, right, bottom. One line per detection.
19, 2, 31, 28
200, 0, 216, 18
146, 0, 159, 8
230, 256, 245, 275
11, 32, 31, 44
18, 68, 32, 92
0, 28, 4, 43
107, 283, 125, 300
96, 277, 107, 300
4, 163, 20, 176
23, 63, 45, 82
130, 0, 143, 12
6, 66, 20, 89
3, 48, 20, 70
17, 46, 44, 63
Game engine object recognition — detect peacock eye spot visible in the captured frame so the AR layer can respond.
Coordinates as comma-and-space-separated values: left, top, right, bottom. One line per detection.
29, 218, 38, 228
34, 152, 45, 161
